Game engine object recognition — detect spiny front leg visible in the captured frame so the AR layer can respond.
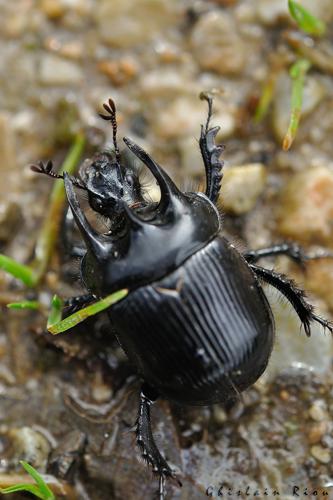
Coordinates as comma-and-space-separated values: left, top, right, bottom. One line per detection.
135, 385, 181, 499
199, 93, 225, 204
250, 264, 333, 337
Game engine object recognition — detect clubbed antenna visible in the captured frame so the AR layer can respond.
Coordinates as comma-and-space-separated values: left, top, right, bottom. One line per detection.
31, 160, 87, 190
99, 98, 121, 167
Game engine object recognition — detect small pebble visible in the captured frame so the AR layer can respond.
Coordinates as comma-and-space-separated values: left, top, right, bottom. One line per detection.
191, 11, 245, 75
309, 400, 328, 422
96, 0, 178, 48
277, 167, 333, 245
98, 58, 138, 86
141, 69, 196, 98
154, 97, 205, 139
311, 445, 331, 464
308, 422, 327, 445
39, 55, 83, 85
255, 0, 289, 25
279, 390, 290, 401
0, 201, 22, 243
212, 405, 227, 425
302, 259, 333, 313
41, 0, 65, 19
220, 163, 267, 215
7, 427, 51, 471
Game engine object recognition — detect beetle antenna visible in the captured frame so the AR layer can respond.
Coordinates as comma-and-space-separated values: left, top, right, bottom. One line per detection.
31, 160, 87, 190
99, 98, 122, 167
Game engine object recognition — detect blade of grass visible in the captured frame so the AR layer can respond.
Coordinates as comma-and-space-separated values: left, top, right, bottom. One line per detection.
47, 294, 63, 328
7, 300, 40, 310
48, 289, 128, 334
282, 58, 311, 151
288, 1, 326, 36
284, 31, 333, 75
0, 254, 37, 287
32, 132, 85, 282
20, 461, 55, 500
254, 73, 276, 123
0, 483, 45, 499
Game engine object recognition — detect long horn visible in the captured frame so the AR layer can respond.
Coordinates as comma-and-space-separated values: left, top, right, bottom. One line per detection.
122, 202, 145, 230
64, 173, 111, 258
123, 137, 182, 211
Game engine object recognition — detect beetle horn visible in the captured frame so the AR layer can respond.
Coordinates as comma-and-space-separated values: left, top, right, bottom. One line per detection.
122, 202, 145, 230
64, 173, 111, 258
123, 137, 182, 212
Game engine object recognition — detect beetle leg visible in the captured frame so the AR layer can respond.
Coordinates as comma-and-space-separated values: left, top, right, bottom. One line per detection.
244, 243, 333, 268
250, 264, 333, 337
199, 94, 225, 204
63, 294, 95, 315
135, 385, 181, 498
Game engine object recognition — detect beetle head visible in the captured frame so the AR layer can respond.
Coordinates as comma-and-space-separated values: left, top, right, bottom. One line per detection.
80, 150, 144, 218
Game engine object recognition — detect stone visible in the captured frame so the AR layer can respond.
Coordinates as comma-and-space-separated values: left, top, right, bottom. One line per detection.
256, 0, 289, 25
220, 164, 267, 215
39, 55, 83, 85
96, 0, 179, 48
308, 400, 328, 422
191, 11, 245, 75
277, 167, 333, 245
311, 445, 331, 464
7, 427, 52, 471
0, 201, 23, 243
153, 97, 205, 140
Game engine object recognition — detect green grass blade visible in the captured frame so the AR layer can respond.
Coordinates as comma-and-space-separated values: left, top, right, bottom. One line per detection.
288, 0, 326, 36
254, 74, 276, 123
0, 254, 37, 287
47, 295, 63, 328
32, 133, 85, 282
7, 301, 40, 310
282, 58, 311, 151
0, 483, 45, 498
48, 289, 128, 334
20, 461, 55, 500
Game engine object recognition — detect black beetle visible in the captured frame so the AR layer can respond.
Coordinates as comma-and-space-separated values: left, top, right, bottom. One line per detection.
33, 96, 333, 499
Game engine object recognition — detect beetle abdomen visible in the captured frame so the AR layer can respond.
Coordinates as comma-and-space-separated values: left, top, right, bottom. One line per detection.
110, 235, 275, 405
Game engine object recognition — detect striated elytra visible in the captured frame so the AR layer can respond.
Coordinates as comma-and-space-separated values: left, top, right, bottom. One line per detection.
33, 96, 333, 499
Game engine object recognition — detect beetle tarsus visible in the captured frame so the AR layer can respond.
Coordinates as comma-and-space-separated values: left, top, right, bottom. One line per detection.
199, 94, 225, 204
244, 243, 308, 268
244, 243, 333, 269
250, 264, 333, 337
136, 386, 180, 498
63, 294, 95, 315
